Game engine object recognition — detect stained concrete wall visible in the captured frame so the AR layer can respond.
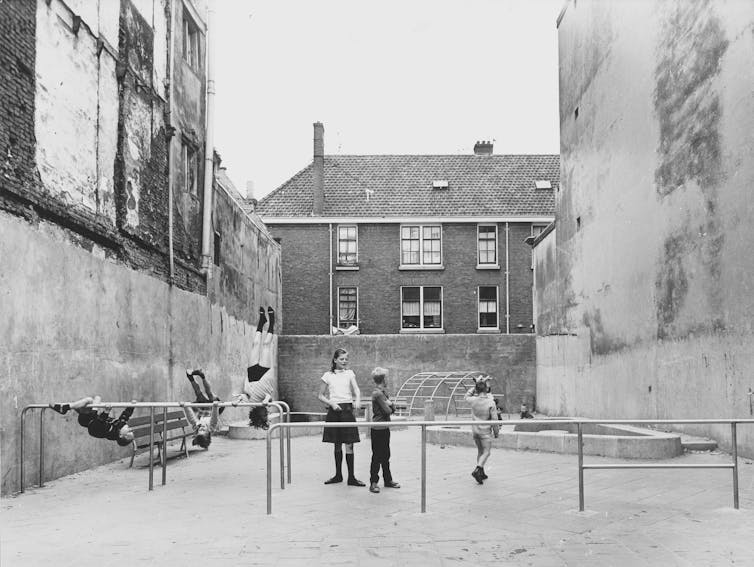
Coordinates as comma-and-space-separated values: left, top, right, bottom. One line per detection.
276, 334, 535, 415
535, 0, 754, 455
0, 211, 278, 495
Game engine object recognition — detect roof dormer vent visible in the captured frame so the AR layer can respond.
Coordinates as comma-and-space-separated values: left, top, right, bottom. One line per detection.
432, 180, 449, 190
534, 180, 552, 190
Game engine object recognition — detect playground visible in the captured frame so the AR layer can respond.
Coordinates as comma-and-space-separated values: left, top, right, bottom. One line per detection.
4, 425, 754, 566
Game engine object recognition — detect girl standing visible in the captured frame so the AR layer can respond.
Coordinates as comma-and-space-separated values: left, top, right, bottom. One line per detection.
317, 348, 365, 486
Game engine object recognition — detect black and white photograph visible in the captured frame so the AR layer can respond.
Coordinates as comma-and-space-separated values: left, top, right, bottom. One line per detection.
2, 0, 754, 565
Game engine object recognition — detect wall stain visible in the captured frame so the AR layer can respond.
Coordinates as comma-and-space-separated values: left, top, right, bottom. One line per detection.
654, 0, 728, 339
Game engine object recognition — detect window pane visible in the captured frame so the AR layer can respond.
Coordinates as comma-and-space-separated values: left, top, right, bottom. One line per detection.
402, 287, 420, 301
338, 288, 357, 328
478, 226, 496, 264
479, 287, 497, 327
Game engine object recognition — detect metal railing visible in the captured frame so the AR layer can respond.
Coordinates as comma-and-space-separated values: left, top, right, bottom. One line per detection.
265, 418, 754, 515
20, 401, 291, 492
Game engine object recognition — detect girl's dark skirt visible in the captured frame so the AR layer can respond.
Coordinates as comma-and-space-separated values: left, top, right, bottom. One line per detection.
322, 403, 360, 444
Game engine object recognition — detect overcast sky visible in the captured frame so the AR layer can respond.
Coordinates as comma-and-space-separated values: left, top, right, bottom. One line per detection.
213, 0, 563, 200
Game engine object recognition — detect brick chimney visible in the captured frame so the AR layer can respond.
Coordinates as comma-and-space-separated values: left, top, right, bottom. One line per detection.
473, 140, 493, 155
312, 122, 325, 215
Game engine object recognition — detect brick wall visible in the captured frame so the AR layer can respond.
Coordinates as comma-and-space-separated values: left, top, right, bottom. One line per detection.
277, 334, 536, 414
269, 224, 332, 334
0, 0, 36, 195
267, 221, 537, 335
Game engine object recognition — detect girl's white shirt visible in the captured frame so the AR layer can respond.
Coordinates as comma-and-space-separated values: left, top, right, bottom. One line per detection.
321, 369, 357, 403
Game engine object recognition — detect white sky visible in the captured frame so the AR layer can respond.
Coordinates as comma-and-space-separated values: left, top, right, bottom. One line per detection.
213, 0, 563, 200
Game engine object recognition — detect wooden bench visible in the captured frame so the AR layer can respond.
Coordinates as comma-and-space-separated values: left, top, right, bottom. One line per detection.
128, 410, 192, 468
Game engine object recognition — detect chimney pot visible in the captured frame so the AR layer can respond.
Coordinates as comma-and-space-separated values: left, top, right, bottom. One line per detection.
473, 140, 493, 155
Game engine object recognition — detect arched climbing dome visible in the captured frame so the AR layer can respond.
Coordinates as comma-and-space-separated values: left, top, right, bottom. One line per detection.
394, 371, 491, 420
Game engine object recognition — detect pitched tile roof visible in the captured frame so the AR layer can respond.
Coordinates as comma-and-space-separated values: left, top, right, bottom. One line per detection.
256, 154, 559, 218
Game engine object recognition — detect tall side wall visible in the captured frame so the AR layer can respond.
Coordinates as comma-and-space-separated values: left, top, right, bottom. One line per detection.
536, 0, 754, 455
277, 334, 535, 415
0, 212, 278, 495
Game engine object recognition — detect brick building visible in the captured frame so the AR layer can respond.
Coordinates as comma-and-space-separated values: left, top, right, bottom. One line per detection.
257, 123, 558, 336
0, 0, 281, 494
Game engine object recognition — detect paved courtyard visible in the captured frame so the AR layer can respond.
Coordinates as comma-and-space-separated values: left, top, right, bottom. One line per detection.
3, 427, 754, 566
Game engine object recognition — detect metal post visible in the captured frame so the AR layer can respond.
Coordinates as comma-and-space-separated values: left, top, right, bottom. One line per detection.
161, 407, 168, 485
20, 407, 28, 493
284, 403, 292, 484
278, 405, 284, 490
266, 424, 273, 515
39, 408, 45, 488
421, 424, 427, 513
731, 422, 739, 509
148, 406, 155, 491
577, 421, 584, 512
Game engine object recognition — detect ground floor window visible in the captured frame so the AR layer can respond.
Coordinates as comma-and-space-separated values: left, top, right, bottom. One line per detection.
338, 287, 358, 328
401, 286, 442, 330
478, 286, 498, 329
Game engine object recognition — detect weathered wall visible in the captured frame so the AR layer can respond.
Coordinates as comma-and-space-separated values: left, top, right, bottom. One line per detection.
208, 182, 282, 322
0, 211, 278, 495
277, 334, 536, 415
267, 222, 539, 335
536, 0, 754, 453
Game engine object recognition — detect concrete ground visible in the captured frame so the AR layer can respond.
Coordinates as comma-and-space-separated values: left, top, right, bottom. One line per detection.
3, 428, 754, 566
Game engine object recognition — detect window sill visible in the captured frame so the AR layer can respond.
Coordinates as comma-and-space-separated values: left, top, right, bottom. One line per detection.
399, 328, 445, 334
399, 265, 445, 271
336, 265, 359, 271
476, 328, 501, 334
476, 264, 500, 270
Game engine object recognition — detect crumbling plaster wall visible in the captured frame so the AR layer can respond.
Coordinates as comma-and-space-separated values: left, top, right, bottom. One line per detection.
537, 0, 754, 454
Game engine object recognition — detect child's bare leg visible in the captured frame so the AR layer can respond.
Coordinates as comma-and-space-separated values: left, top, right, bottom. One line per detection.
477, 438, 492, 468
258, 332, 273, 369
51, 395, 96, 415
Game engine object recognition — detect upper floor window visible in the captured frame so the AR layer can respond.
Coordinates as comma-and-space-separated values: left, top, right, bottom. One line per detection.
183, 7, 201, 71
337, 225, 358, 267
478, 286, 498, 330
401, 225, 442, 267
183, 141, 199, 195
532, 224, 548, 237
401, 286, 442, 331
477, 224, 498, 267
213, 230, 221, 267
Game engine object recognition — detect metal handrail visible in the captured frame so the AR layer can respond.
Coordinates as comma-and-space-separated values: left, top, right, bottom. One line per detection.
20, 401, 290, 493
265, 418, 754, 515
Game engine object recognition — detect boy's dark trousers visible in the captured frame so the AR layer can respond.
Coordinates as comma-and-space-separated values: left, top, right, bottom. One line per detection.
370, 428, 393, 484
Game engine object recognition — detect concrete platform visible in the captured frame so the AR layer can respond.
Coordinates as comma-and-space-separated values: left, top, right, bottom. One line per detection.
427, 421, 683, 459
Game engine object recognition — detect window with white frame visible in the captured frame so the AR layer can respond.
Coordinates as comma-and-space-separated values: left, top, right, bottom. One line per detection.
338, 287, 358, 328
183, 7, 201, 71
401, 286, 442, 330
477, 224, 498, 266
478, 286, 498, 329
401, 225, 442, 266
531, 224, 548, 237
337, 225, 358, 266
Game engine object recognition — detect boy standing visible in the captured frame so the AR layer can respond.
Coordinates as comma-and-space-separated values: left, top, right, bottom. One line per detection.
369, 367, 400, 493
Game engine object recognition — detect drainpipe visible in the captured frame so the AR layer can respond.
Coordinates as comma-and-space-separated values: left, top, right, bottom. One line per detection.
329, 222, 334, 334
167, 0, 175, 280
505, 222, 510, 334
200, 0, 216, 275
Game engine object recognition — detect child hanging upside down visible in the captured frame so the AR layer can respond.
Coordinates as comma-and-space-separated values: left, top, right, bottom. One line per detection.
49, 396, 136, 446
233, 306, 276, 429
182, 370, 223, 449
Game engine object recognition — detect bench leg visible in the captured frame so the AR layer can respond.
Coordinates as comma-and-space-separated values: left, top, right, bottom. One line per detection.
129, 442, 136, 468
181, 437, 188, 459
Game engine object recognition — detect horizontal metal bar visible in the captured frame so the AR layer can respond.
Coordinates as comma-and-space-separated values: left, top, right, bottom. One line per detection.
583, 463, 735, 470
24, 402, 274, 409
